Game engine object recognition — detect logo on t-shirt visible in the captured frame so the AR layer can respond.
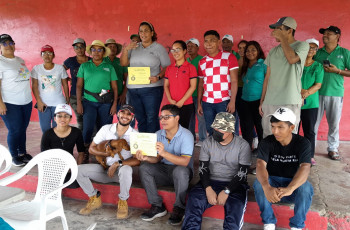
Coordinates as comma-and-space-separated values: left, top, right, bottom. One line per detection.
271, 154, 298, 163
103, 68, 110, 72
40, 75, 57, 91
16, 64, 30, 82
337, 55, 344, 59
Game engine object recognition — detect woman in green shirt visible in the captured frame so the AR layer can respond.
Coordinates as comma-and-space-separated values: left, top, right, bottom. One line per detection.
299, 39, 324, 165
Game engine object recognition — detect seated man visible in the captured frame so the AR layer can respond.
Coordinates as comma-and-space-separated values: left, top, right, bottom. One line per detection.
182, 112, 251, 230
253, 107, 313, 230
76, 104, 139, 219
136, 104, 194, 225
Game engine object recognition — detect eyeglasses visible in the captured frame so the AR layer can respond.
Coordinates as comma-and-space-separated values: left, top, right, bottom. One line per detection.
1, 42, 15, 46
170, 48, 182, 53
158, 115, 176, 120
309, 47, 318, 51
42, 52, 54, 56
74, 45, 85, 50
91, 48, 104, 53
56, 114, 71, 119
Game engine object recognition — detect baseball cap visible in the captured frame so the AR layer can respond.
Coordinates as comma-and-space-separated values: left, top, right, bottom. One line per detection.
72, 38, 86, 47
41, 45, 54, 53
54, 104, 72, 116
222, 34, 233, 43
130, 34, 140, 40
269, 17, 297, 30
211, 112, 235, 133
319, 26, 341, 35
268, 107, 296, 125
306, 38, 319, 47
119, 104, 135, 115
186, 38, 200, 47
0, 34, 14, 43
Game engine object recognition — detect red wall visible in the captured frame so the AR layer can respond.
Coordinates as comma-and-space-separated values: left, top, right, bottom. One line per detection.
1, 0, 350, 140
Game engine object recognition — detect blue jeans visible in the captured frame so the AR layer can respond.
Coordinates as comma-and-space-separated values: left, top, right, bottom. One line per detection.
128, 86, 163, 133
253, 177, 313, 229
189, 96, 207, 142
182, 181, 249, 230
0, 102, 32, 158
38, 106, 57, 133
202, 100, 229, 136
82, 99, 113, 143
234, 111, 240, 136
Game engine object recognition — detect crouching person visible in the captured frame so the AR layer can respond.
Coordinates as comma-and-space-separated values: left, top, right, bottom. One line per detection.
253, 107, 313, 230
136, 104, 194, 225
76, 104, 139, 219
182, 112, 251, 230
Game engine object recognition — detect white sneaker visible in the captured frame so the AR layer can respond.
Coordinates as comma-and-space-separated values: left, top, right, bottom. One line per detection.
253, 137, 259, 149
195, 141, 203, 147
290, 228, 302, 230
264, 224, 276, 230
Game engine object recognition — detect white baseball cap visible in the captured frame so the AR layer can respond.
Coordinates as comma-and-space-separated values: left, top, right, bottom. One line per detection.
55, 104, 72, 116
306, 38, 319, 47
186, 38, 200, 47
268, 107, 296, 125
222, 34, 233, 43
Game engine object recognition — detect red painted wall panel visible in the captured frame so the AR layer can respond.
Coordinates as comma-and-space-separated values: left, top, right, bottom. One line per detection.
1, 0, 349, 140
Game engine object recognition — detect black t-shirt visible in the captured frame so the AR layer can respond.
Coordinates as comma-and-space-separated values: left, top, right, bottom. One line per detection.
41, 127, 85, 155
257, 134, 311, 178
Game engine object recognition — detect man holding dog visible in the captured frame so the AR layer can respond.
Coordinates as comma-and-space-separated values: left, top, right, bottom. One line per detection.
76, 104, 139, 219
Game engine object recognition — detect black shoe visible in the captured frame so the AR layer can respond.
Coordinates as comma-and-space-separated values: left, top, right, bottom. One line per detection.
168, 206, 185, 226
141, 204, 167, 221
20, 153, 33, 163
12, 157, 25, 167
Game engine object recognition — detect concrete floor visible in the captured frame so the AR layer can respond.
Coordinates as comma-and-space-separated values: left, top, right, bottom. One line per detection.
1, 120, 350, 229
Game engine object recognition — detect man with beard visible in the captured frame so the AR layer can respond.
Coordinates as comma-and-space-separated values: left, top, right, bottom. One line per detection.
182, 112, 251, 230
76, 104, 139, 220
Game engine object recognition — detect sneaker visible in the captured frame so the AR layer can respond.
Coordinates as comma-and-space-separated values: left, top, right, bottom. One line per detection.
79, 191, 102, 215
195, 141, 203, 147
83, 144, 90, 164
21, 153, 33, 163
290, 228, 302, 230
116, 199, 129, 219
141, 204, 167, 221
168, 206, 185, 226
311, 158, 317, 166
12, 157, 25, 167
264, 224, 276, 230
253, 137, 259, 149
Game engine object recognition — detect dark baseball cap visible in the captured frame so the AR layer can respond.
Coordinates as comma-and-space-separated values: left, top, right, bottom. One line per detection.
0, 34, 14, 43
319, 26, 341, 35
269, 17, 297, 30
130, 34, 140, 40
119, 104, 135, 114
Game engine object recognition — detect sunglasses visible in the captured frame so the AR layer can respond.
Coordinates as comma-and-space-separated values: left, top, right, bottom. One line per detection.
91, 48, 104, 53
170, 48, 182, 53
158, 115, 176, 120
1, 42, 15, 46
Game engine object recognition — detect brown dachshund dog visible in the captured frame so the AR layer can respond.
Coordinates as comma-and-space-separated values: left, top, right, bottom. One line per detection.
95, 139, 130, 169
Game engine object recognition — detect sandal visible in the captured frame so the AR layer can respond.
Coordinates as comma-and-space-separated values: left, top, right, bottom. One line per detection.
328, 151, 340, 161
311, 158, 317, 166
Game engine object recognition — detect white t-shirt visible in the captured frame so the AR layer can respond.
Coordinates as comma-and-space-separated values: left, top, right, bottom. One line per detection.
0, 55, 32, 105
93, 123, 137, 166
31, 64, 68, 106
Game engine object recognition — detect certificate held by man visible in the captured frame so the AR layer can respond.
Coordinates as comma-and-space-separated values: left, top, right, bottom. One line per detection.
130, 132, 157, 157
128, 67, 151, 85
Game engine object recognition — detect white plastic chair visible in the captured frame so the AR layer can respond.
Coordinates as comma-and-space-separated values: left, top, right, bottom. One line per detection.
0, 149, 78, 230
0, 144, 12, 176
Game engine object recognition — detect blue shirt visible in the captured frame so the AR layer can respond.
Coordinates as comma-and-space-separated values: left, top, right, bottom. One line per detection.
156, 125, 194, 168
63, 56, 91, 96
242, 59, 267, 101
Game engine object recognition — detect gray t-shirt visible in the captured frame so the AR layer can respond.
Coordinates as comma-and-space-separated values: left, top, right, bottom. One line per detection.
199, 136, 251, 182
264, 41, 309, 105
127, 41, 171, 89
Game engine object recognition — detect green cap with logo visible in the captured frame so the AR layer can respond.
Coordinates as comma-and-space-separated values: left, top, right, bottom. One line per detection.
211, 112, 235, 133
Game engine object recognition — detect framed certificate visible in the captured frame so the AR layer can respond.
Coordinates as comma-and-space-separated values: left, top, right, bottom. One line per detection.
128, 67, 151, 85
130, 132, 157, 157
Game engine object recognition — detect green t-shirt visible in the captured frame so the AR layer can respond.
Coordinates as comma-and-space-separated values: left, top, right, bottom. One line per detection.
314, 45, 350, 97
264, 41, 309, 105
104, 57, 127, 96
187, 55, 203, 97
301, 61, 324, 109
77, 59, 118, 102
232, 51, 245, 88
232, 50, 240, 61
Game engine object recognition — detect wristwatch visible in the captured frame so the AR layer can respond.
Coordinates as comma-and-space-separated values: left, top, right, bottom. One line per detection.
224, 187, 230, 195
118, 160, 123, 167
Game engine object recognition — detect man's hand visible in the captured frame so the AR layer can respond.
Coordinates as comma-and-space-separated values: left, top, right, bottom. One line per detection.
226, 101, 235, 113
271, 28, 287, 42
0, 102, 7, 115
110, 104, 117, 115
107, 162, 119, 178
77, 102, 83, 115
197, 103, 203, 116
277, 186, 294, 199
205, 186, 217, 205
156, 142, 166, 157
169, 99, 177, 105
135, 150, 149, 162
263, 185, 281, 203
119, 92, 127, 105
175, 100, 184, 108
217, 190, 229, 206
324, 64, 339, 74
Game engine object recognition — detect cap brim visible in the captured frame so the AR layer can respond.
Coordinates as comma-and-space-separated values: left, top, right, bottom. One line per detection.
269, 23, 280, 29
319, 28, 326, 34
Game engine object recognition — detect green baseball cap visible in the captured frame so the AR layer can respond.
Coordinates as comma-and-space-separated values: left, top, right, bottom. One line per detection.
211, 112, 235, 133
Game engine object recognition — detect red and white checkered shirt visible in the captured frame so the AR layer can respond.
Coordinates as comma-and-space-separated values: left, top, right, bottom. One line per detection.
198, 51, 238, 103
